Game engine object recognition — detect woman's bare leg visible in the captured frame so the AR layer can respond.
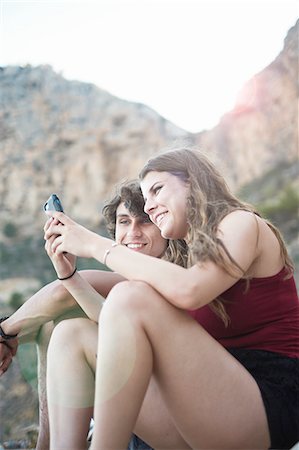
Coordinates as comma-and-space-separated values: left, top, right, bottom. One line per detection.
47, 318, 97, 450
134, 377, 192, 450
90, 281, 270, 450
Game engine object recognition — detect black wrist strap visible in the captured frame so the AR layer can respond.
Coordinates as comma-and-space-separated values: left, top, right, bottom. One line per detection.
58, 267, 77, 281
0, 317, 18, 340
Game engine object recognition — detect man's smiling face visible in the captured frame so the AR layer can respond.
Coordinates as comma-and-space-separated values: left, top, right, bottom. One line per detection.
115, 202, 167, 258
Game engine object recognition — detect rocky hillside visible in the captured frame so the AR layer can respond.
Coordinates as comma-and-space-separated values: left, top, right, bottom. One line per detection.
0, 19, 298, 444
0, 65, 191, 237
0, 21, 298, 241
194, 20, 298, 187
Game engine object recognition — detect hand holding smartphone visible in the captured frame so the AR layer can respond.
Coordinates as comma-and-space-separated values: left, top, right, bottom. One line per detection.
44, 194, 68, 254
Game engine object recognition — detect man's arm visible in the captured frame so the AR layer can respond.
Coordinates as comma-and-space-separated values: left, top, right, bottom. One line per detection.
1, 279, 78, 341
0, 279, 79, 376
0, 269, 124, 342
0, 269, 124, 378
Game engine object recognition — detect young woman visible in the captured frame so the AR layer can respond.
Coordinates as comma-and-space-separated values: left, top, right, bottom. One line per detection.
44, 148, 299, 450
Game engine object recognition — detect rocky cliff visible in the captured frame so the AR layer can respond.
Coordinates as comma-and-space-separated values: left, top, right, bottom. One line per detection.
0, 21, 298, 239
0, 65, 192, 236
0, 19, 298, 444
194, 20, 298, 187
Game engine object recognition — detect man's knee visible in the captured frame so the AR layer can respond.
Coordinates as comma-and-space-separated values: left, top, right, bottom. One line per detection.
49, 317, 92, 350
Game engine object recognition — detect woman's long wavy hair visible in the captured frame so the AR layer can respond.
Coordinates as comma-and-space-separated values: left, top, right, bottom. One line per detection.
139, 148, 294, 325
102, 180, 188, 268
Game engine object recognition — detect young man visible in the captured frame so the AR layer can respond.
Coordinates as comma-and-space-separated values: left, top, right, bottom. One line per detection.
0, 180, 186, 449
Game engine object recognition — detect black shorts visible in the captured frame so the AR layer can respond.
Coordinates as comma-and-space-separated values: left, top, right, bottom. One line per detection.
228, 348, 299, 450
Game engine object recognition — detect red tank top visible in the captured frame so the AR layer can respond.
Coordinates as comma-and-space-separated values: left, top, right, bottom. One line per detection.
188, 267, 299, 358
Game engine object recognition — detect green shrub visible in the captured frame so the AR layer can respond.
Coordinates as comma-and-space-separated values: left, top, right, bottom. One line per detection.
258, 185, 299, 222
18, 343, 38, 390
3, 222, 18, 238
8, 292, 24, 311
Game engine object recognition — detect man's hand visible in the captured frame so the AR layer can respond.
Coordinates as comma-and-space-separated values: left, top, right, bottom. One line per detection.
0, 338, 18, 376
44, 216, 77, 279
44, 212, 98, 258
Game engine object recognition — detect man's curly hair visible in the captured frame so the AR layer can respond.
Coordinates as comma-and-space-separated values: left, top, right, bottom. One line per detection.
102, 180, 188, 268
102, 180, 148, 239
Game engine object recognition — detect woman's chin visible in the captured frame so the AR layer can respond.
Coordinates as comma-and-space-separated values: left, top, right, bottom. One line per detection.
160, 228, 171, 239
161, 227, 181, 240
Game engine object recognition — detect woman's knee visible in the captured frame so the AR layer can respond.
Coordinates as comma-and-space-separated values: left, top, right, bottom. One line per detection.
101, 280, 171, 330
101, 281, 194, 342
104, 280, 156, 313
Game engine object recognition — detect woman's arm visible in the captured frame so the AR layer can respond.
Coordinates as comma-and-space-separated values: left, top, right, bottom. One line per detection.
46, 211, 262, 310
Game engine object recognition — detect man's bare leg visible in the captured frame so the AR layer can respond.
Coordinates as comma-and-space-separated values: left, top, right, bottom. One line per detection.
35, 308, 87, 450
35, 321, 54, 450
47, 318, 96, 450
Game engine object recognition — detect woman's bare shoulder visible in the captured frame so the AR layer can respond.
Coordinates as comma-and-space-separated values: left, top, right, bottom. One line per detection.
218, 210, 259, 237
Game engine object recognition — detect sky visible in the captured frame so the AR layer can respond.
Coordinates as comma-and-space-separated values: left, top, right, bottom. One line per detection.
0, 0, 298, 132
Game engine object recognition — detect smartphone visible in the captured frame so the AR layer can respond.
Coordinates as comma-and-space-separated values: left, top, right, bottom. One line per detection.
44, 194, 64, 213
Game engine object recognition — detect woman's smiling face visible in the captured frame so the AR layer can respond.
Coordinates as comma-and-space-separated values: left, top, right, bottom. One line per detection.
141, 171, 189, 240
